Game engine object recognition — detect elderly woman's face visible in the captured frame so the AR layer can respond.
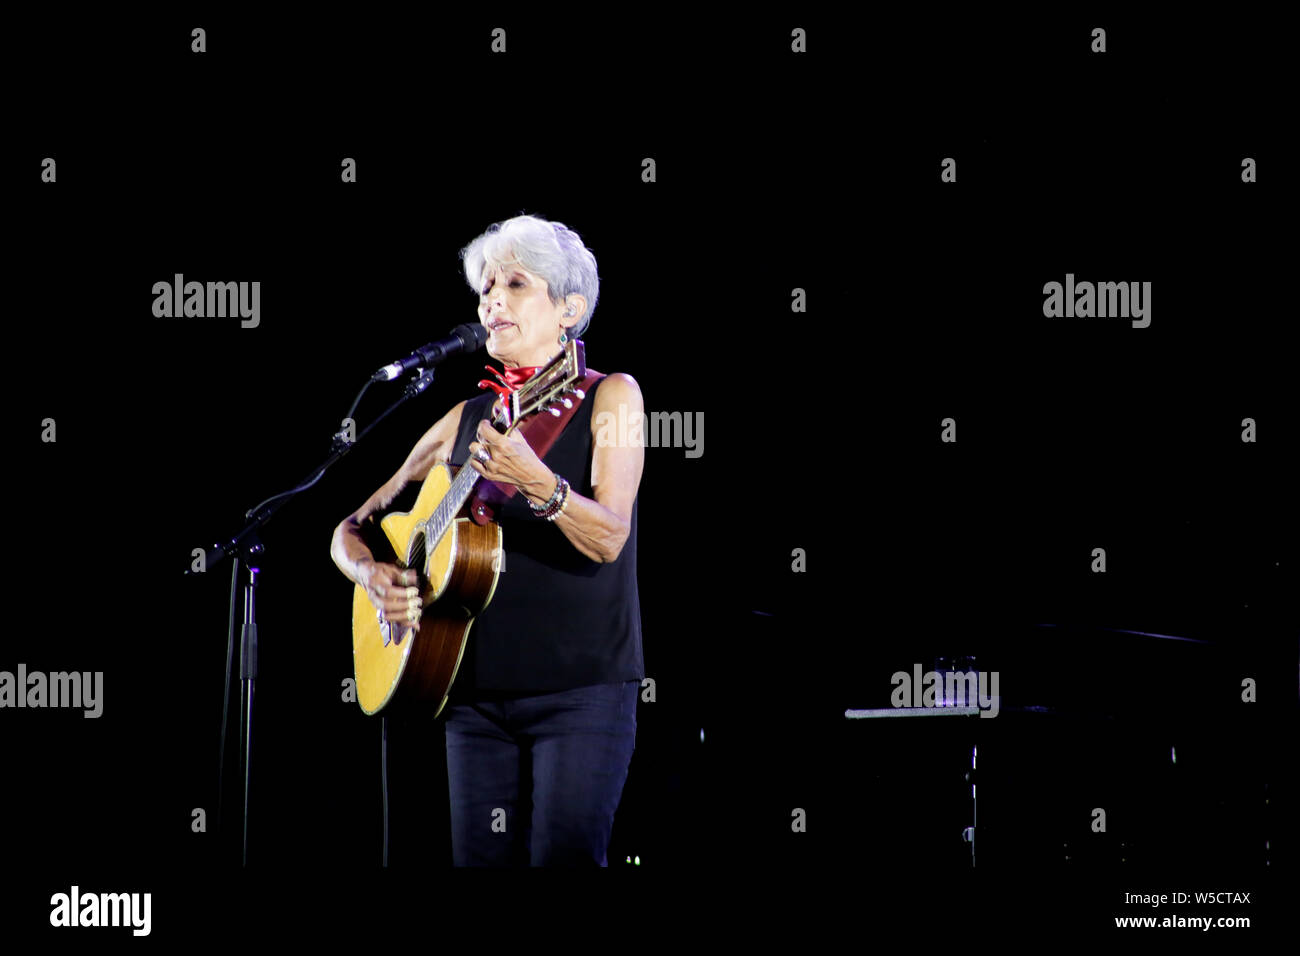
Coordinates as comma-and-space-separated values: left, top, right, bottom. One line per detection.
477, 261, 563, 366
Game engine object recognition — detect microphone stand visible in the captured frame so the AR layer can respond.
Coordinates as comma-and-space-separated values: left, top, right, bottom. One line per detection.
186, 366, 440, 866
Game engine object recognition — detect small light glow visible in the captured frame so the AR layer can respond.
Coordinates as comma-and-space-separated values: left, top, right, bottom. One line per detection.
634, 856, 641, 866
1171, 746, 1176, 764
700, 728, 704, 743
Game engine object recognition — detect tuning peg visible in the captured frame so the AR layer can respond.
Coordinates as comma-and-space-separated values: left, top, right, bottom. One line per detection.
560, 397, 573, 409
573, 388, 585, 400
547, 406, 562, 417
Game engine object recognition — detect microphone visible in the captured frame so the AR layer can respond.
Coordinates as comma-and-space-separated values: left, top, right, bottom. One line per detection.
372, 323, 489, 381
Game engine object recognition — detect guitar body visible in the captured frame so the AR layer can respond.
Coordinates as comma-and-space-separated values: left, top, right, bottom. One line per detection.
351, 461, 502, 717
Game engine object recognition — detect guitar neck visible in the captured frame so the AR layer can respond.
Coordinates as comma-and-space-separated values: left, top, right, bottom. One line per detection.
425, 458, 482, 548
425, 407, 522, 547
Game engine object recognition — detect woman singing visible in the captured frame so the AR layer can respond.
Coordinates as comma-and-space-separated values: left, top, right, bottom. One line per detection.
330, 214, 645, 866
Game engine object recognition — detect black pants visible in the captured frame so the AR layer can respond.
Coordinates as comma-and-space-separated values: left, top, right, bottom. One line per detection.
443, 679, 639, 866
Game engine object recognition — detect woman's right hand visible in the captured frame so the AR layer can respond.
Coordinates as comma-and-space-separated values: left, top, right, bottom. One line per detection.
358, 559, 424, 625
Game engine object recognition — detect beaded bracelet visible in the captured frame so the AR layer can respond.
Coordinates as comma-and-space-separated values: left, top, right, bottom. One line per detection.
544, 477, 571, 522
530, 475, 570, 521
536, 476, 568, 520
529, 474, 565, 515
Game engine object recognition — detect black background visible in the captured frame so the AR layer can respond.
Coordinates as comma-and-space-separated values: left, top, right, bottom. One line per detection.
5, 8, 1294, 943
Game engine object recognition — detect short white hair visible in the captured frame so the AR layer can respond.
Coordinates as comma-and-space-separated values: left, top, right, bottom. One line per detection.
459, 214, 600, 338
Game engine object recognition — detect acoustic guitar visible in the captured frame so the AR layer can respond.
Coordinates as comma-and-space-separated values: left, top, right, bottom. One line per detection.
351, 339, 588, 717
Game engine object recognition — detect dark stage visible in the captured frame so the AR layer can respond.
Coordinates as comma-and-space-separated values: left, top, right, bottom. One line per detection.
5, 8, 1294, 943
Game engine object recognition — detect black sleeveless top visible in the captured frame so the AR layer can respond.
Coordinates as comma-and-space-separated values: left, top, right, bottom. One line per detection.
443, 375, 644, 699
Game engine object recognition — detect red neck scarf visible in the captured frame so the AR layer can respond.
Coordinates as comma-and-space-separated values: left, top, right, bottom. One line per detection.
477, 364, 542, 403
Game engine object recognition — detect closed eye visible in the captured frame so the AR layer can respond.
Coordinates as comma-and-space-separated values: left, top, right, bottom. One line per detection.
482, 269, 527, 294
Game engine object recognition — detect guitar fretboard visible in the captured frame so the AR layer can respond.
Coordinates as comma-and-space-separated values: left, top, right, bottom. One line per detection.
424, 456, 484, 550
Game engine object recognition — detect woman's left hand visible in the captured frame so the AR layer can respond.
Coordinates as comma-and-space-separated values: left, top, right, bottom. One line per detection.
468, 419, 552, 496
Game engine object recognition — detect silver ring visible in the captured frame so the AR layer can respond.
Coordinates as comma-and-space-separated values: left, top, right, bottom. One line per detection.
476, 448, 490, 462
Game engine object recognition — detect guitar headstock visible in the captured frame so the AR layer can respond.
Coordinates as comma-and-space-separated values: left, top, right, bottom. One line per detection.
497, 338, 588, 431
